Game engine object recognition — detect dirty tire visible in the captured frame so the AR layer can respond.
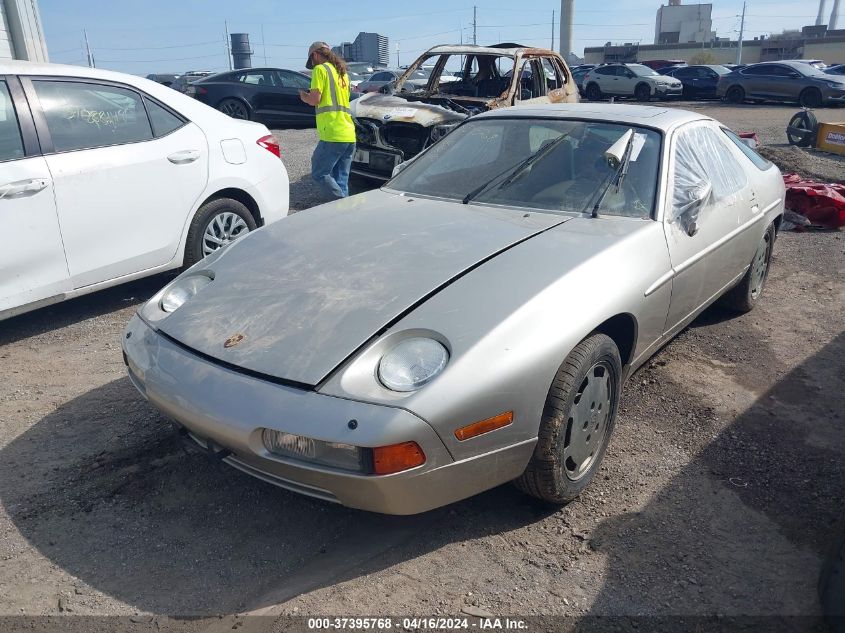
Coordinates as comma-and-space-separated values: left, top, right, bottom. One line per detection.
183, 198, 257, 269
719, 223, 775, 313
799, 88, 823, 109
787, 110, 818, 147
217, 98, 251, 120
585, 83, 602, 101
726, 85, 745, 104
635, 83, 651, 102
515, 333, 621, 505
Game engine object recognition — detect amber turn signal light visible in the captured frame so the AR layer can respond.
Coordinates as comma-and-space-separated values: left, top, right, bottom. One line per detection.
372, 441, 426, 475
454, 411, 513, 441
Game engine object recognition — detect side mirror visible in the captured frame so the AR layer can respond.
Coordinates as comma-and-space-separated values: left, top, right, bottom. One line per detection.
604, 129, 634, 169
676, 181, 712, 236
521, 88, 532, 100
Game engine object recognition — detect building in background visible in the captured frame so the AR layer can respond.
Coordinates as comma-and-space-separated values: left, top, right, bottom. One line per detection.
585, 25, 845, 65
332, 32, 388, 67
1, 0, 48, 62
654, 1, 713, 45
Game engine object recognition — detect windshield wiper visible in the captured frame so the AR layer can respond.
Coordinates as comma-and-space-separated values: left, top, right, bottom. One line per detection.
583, 130, 636, 218
462, 133, 570, 205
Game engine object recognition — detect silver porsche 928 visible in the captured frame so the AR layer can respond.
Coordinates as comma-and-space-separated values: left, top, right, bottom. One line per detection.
123, 103, 784, 515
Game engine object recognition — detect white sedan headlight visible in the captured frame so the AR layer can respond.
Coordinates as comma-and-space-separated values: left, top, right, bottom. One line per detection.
159, 273, 213, 313
378, 337, 449, 392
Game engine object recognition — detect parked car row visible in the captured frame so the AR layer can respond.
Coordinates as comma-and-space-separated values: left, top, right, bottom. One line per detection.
1, 60, 289, 321
570, 59, 845, 107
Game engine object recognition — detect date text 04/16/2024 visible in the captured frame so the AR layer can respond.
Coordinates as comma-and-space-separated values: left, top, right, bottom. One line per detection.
306, 617, 529, 630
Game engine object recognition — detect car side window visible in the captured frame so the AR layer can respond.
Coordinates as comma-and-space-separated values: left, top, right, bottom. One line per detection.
144, 98, 185, 137
595, 66, 614, 76
541, 58, 563, 90
672, 124, 747, 232
278, 71, 310, 90
32, 80, 154, 153
741, 65, 766, 76
372, 72, 389, 81
721, 128, 773, 171
0, 81, 25, 162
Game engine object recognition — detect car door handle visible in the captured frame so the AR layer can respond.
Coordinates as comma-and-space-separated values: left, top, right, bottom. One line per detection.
167, 150, 201, 164
0, 178, 49, 200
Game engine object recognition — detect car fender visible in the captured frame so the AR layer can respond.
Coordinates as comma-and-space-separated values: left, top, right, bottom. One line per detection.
320, 217, 674, 462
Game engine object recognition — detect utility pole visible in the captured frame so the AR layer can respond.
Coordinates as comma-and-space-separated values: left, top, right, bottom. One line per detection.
83, 28, 94, 67
472, 6, 477, 45
224, 20, 232, 70
396, 42, 400, 68
735, 1, 746, 65
261, 24, 267, 66
551, 10, 555, 51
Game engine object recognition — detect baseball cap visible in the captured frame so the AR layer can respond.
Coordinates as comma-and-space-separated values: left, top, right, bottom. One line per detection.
306, 41, 331, 69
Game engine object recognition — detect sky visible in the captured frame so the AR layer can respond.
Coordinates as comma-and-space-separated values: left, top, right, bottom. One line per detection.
40, 0, 825, 75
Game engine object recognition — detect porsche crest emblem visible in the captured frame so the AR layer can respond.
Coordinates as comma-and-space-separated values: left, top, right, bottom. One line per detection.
223, 333, 245, 349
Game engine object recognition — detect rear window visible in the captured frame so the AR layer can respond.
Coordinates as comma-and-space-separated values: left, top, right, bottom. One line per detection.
721, 128, 772, 171
0, 81, 25, 162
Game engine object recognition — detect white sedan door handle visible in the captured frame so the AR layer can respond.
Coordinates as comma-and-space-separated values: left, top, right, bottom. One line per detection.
0, 178, 49, 200
167, 150, 201, 165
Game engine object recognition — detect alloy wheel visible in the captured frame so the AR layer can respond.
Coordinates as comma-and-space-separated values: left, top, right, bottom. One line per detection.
202, 212, 250, 256
218, 99, 249, 120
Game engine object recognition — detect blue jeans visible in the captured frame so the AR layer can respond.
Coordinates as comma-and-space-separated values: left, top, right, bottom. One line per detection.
311, 141, 355, 199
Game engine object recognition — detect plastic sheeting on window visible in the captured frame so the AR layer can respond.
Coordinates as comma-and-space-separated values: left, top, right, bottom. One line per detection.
672, 125, 747, 233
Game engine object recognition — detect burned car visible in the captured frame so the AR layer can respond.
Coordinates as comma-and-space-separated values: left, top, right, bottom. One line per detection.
350, 43, 578, 180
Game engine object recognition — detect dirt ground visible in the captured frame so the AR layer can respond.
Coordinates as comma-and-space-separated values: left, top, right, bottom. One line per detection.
0, 102, 843, 633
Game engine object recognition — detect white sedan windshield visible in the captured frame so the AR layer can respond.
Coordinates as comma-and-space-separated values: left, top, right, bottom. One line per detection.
389, 118, 662, 218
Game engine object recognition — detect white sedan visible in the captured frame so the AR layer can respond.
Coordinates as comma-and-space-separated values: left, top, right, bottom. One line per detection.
0, 61, 289, 320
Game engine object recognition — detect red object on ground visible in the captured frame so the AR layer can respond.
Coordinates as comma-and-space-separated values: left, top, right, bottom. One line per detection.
783, 173, 845, 229
738, 131, 761, 148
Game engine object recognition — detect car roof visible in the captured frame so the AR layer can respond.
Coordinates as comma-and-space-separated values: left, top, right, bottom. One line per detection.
424, 44, 554, 57
477, 103, 708, 131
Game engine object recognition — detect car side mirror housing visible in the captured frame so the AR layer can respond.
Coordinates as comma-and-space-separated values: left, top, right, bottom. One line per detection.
521, 88, 532, 100
676, 181, 713, 236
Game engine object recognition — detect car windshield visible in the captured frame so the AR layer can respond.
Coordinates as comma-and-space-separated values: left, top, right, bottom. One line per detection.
388, 117, 661, 218
629, 64, 660, 77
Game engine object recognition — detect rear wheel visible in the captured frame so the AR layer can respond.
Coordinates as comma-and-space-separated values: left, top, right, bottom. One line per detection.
183, 198, 257, 268
217, 98, 251, 120
515, 333, 622, 504
799, 87, 823, 108
635, 83, 651, 101
719, 223, 775, 313
726, 85, 745, 103
585, 83, 602, 101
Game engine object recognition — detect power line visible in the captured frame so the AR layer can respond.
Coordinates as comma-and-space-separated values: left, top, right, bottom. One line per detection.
96, 53, 223, 63
95, 40, 220, 51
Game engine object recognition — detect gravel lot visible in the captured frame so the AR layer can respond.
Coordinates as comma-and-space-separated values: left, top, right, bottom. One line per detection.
0, 101, 843, 632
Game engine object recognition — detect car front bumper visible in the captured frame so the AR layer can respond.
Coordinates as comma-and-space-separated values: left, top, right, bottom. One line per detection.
122, 314, 535, 514
823, 89, 845, 104
655, 85, 683, 98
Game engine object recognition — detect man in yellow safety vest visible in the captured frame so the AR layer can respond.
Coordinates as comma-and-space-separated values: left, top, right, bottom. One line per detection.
299, 41, 356, 199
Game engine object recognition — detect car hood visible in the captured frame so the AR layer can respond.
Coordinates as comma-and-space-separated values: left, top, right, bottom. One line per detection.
157, 190, 567, 386
351, 92, 469, 127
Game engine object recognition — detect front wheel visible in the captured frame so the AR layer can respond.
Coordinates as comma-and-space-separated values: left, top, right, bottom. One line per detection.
514, 333, 622, 504
635, 83, 651, 102
719, 223, 775, 313
183, 198, 257, 268
799, 88, 823, 108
